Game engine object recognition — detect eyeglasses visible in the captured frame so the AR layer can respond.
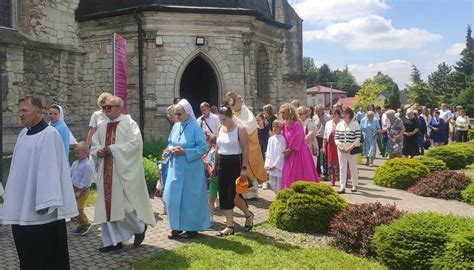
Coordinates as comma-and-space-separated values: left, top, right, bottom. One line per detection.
102, 105, 120, 110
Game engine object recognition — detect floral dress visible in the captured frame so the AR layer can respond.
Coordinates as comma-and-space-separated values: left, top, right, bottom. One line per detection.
387, 117, 404, 155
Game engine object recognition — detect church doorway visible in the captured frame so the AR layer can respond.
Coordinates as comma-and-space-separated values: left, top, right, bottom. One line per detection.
179, 56, 219, 117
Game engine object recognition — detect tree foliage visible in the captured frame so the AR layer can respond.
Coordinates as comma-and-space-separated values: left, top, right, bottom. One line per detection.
303, 57, 317, 87
354, 80, 386, 110
407, 65, 436, 107
373, 72, 400, 109
303, 58, 360, 96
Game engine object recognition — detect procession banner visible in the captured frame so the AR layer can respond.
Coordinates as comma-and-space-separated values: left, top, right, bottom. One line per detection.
112, 33, 128, 113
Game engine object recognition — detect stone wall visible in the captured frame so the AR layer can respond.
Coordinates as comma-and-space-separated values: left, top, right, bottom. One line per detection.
79, 12, 287, 140
1, 0, 84, 153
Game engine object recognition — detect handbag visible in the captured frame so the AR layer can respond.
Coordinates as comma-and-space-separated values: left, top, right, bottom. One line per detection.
350, 146, 362, 155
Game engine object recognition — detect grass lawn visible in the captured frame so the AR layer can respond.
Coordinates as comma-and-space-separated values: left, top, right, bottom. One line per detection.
132, 233, 386, 270
1, 157, 11, 185
85, 188, 97, 207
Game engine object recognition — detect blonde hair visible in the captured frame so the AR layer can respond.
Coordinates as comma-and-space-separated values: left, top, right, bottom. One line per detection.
74, 141, 89, 153
280, 103, 298, 122
97, 92, 112, 107
272, 119, 283, 128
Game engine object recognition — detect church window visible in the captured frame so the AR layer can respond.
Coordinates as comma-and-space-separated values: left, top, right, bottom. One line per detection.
0, 0, 11, 28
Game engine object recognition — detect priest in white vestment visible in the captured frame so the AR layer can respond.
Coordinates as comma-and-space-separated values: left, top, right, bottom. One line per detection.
91, 96, 156, 252
1, 95, 78, 269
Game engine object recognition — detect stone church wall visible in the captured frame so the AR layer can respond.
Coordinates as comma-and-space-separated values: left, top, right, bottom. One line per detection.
1, 0, 88, 153
2, 1, 306, 152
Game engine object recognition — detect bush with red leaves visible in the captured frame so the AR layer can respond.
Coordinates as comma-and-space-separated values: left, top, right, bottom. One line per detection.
408, 170, 472, 200
329, 203, 404, 257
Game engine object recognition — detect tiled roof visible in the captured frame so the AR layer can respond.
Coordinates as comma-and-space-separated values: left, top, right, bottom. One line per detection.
306, 85, 347, 94
76, 0, 280, 25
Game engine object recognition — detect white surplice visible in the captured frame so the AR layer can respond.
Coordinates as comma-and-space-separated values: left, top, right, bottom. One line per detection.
1, 127, 78, 225
91, 114, 156, 246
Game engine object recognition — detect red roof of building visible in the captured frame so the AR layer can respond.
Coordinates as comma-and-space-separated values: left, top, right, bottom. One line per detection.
306, 85, 347, 94
337, 97, 356, 108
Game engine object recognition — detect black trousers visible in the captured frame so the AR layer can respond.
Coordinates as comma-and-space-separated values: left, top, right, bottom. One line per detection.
456, 130, 468, 142
12, 219, 70, 270
316, 137, 328, 177
217, 154, 246, 210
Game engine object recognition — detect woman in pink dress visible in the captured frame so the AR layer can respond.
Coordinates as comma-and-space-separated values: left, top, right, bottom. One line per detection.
280, 103, 319, 189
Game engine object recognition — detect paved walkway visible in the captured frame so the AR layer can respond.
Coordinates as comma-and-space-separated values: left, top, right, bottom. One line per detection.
1, 158, 473, 269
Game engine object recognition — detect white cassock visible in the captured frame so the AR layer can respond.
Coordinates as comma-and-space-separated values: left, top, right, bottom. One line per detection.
91, 114, 156, 247
264, 134, 287, 192
0, 126, 78, 225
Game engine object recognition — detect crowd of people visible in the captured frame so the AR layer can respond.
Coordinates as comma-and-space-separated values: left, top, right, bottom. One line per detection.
0, 90, 471, 268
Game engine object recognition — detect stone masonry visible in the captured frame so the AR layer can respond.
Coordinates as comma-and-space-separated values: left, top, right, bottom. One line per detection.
1, 0, 306, 152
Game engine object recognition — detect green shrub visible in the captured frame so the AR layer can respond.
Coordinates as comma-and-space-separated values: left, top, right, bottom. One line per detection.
415, 156, 447, 172
374, 212, 474, 270
426, 147, 468, 170
432, 230, 474, 270
269, 182, 348, 234
373, 158, 429, 190
461, 182, 474, 205
445, 143, 474, 164
143, 156, 158, 193
143, 138, 168, 159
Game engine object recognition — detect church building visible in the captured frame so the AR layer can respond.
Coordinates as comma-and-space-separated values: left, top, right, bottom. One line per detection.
1, 0, 305, 152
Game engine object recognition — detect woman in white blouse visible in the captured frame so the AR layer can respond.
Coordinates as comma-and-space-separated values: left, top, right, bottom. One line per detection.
455, 108, 470, 142
334, 107, 361, 193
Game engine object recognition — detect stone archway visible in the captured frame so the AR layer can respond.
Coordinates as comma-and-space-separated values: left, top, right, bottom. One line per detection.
256, 45, 271, 109
179, 55, 219, 117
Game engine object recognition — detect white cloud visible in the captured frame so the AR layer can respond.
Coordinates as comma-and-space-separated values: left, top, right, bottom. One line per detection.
290, 0, 389, 24
304, 15, 442, 49
347, 60, 413, 87
445, 43, 465, 56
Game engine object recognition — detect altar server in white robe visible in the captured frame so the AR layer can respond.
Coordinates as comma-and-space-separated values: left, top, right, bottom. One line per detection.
1, 95, 78, 270
91, 96, 156, 252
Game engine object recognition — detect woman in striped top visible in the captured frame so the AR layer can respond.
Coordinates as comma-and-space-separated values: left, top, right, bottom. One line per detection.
334, 107, 361, 193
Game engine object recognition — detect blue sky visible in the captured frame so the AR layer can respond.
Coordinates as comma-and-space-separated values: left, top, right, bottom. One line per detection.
288, 0, 473, 88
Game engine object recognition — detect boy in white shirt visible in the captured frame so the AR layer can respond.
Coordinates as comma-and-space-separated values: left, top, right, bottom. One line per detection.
264, 120, 287, 193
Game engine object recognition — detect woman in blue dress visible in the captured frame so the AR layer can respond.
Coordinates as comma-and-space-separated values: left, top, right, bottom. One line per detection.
48, 104, 71, 156
428, 111, 446, 147
163, 99, 210, 239
360, 111, 380, 167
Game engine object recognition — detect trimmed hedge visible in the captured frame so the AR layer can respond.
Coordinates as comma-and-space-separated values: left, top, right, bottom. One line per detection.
461, 182, 474, 205
444, 143, 474, 164
374, 212, 474, 270
373, 158, 429, 190
329, 203, 404, 257
432, 230, 474, 270
269, 181, 348, 234
426, 146, 468, 170
143, 139, 168, 160
143, 156, 158, 193
415, 156, 447, 172
408, 170, 472, 200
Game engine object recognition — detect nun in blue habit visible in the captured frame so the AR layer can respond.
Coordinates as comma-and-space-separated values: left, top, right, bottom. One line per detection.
48, 104, 72, 157
163, 99, 210, 239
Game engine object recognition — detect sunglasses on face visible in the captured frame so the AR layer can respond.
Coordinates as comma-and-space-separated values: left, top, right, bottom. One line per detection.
102, 105, 119, 110
175, 112, 183, 116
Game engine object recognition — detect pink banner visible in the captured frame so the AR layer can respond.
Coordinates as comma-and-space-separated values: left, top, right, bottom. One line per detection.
113, 33, 128, 113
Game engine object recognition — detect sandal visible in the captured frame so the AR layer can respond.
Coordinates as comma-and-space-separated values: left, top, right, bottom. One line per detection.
217, 226, 235, 237
167, 230, 183, 239
244, 211, 254, 232
180, 231, 198, 239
